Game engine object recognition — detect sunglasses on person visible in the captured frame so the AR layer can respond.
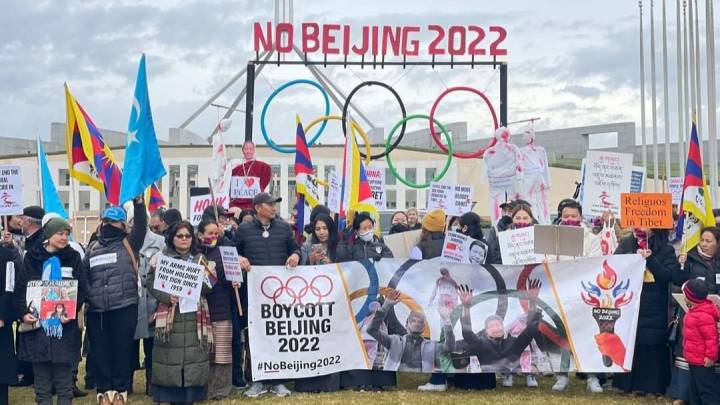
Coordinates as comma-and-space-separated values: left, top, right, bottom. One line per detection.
174, 233, 193, 240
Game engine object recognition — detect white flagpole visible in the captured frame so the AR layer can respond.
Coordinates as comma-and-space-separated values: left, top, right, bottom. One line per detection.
689, 0, 697, 128
662, 0, 672, 187
651, 0, 660, 191
706, 0, 717, 201
694, 0, 703, 157
677, 0, 686, 171
35, 130, 43, 206
640, 1, 649, 171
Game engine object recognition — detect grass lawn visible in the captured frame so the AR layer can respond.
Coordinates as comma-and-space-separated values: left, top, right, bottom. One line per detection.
10, 364, 672, 404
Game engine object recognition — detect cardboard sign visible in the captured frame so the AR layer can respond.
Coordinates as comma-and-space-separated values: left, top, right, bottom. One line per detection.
497, 227, 542, 265
0, 165, 23, 215
219, 246, 243, 283
153, 254, 205, 302
441, 231, 488, 264
365, 166, 386, 210
581, 151, 633, 218
189, 191, 229, 226
427, 183, 474, 216
383, 229, 422, 258
230, 176, 262, 199
326, 169, 341, 213
668, 177, 683, 205
533, 225, 584, 257
26, 280, 78, 320
620, 193, 674, 229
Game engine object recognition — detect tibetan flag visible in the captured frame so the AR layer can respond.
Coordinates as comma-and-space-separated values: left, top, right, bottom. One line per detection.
145, 184, 165, 214
64, 84, 123, 205
338, 114, 377, 230
37, 135, 68, 219
677, 121, 714, 253
120, 54, 167, 204
294, 116, 320, 241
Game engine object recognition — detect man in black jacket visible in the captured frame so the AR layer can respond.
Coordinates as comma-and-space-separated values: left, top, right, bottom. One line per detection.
234, 192, 300, 398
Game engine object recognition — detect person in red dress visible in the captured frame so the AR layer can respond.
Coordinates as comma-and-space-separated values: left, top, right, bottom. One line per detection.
229, 141, 272, 210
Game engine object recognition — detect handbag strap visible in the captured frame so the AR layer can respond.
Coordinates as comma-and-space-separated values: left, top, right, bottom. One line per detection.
122, 238, 139, 273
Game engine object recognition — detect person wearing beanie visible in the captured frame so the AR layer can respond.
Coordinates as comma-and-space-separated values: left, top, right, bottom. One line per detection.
410, 209, 446, 262
162, 208, 183, 232
682, 278, 720, 404
83, 196, 147, 405
15, 214, 87, 405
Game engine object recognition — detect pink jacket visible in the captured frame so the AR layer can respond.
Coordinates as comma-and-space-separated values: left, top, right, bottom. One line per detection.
683, 300, 720, 366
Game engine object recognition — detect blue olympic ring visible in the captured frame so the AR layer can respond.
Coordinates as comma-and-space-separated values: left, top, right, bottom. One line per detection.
260, 79, 331, 154
353, 259, 380, 323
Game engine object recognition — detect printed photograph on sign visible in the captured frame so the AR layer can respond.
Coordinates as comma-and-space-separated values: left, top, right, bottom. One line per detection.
441, 231, 488, 264
26, 280, 79, 321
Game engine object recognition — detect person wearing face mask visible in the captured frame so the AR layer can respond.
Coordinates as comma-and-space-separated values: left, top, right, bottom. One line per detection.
486, 204, 537, 266
612, 227, 679, 398
201, 205, 235, 244
669, 227, 720, 404
83, 197, 147, 405
336, 212, 393, 262
15, 217, 87, 405
195, 219, 233, 400
389, 212, 410, 234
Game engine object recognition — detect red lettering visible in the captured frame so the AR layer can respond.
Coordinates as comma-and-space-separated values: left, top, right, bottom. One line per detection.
381, 26, 401, 56
302, 22, 320, 52
254, 22, 273, 52
322, 24, 341, 54
447, 26, 466, 56
370, 26, 379, 55
193, 198, 210, 212
276, 23, 293, 52
489, 26, 508, 56
401, 26, 420, 56
216, 196, 228, 206
428, 25, 446, 55
351, 26, 369, 55
342, 25, 351, 55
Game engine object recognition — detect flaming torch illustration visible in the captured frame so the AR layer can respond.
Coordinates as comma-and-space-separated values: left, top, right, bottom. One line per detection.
581, 259, 633, 369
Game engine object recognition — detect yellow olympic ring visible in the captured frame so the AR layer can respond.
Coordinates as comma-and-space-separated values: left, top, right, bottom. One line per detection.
303, 115, 372, 167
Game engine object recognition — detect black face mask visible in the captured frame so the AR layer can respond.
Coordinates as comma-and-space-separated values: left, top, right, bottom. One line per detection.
390, 223, 409, 234
100, 224, 126, 239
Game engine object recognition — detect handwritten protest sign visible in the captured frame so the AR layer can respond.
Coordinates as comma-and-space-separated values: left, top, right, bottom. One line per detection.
441, 231, 488, 264
326, 169, 341, 213
230, 176, 262, 199
219, 246, 243, 283
189, 187, 229, 225
153, 254, 205, 302
581, 151, 633, 218
620, 193, 674, 229
365, 166, 386, 210
427, 183, 474, 216
668, 177, 683, 205
498, 227, 542, 265
0, 165, 23, 215
26, 280, 78, 320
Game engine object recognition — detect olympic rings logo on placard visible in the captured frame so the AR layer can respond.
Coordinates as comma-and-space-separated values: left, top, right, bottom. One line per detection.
260, 275, 334, 304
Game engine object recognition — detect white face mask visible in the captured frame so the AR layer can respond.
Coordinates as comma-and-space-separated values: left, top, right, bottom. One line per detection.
358, 230, 374, 242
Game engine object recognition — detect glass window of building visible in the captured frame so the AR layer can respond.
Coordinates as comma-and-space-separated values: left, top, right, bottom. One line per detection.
386, 190, 397, 210
58, 169, 70, 186
168, 165, 180, 209
79, 191, 91, 211
188, 164, 198, 188
425, 167, 437, 182
59, 191, 69, 210
405, 190, 417, 209
385, 168, 396, 185
406, 168, 417, 183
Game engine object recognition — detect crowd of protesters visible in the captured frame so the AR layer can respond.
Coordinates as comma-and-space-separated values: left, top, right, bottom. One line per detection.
1, 192, 720, 405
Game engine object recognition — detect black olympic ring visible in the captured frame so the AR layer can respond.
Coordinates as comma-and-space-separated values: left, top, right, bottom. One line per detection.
341, 81, 407, 160
260, 274, 334, 304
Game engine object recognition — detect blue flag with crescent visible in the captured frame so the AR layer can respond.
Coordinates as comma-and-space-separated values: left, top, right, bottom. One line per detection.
37, 135, 68, 219
120, 54, 167, 204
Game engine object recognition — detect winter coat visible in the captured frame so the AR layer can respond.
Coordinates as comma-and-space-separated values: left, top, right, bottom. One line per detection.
673, 247, 720, 294
147, 248, 211, 388
0, 246, 18, 384
15, 244, 87, 364
200, 244, 232, 323
84, 200, 147, 313
614, 233, 678, 345
134, 231, 166, 340
336, 235, 394, 262
682, 300, 720, 366
234, 218, 300, 266
415, 231, 445, 260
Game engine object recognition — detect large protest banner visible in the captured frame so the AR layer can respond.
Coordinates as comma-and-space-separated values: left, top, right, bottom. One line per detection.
248, 255, 646, 379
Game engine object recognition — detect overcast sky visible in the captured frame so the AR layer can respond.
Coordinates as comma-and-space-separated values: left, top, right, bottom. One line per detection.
1, 0, 717, 148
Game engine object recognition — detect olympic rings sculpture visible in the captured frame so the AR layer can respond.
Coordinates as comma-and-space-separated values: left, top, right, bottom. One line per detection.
260, 79, 331, 154
385, 114, 454, 189
260, 274, 334, 305
341, 81, 407, 161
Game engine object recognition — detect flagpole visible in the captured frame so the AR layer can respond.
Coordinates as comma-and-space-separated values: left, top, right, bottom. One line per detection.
694, 0, 703, 158
683, 0, 691, 172
705, 0, 718, 202
640, 1, 649, 171
662, 0, 672, 186
688, 0, 697, 137
35, 131, 44, 207
651, 0, 660, 191
677, 0, 686, 171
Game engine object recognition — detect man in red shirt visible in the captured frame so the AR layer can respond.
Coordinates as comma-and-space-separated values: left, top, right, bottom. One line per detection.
229, 141, 272, 210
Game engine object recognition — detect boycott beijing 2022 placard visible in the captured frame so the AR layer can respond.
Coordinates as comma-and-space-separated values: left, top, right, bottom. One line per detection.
248, 255, 646, 380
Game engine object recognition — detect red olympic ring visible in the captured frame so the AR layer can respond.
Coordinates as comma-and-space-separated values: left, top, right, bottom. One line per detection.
428, 86, 499, 159
260, 274, 334, 304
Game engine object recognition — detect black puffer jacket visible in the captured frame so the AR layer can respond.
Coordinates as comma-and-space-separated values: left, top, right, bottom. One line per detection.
336, 235, 393, 262
415, 231, 445, 259
15, 244, 87, 364
84, 200, 147, 312
200, 245, 232, 322
614, 232, 678, 345
673, 247, 720, 293
234, 218, 300, 266
0, 246, 18, 384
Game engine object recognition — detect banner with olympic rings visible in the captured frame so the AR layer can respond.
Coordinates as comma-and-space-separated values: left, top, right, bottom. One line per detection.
248, 255, 646, 380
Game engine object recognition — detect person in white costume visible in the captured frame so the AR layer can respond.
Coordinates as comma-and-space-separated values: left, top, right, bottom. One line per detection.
482, 127, 523, 225
518, 123, 551, 224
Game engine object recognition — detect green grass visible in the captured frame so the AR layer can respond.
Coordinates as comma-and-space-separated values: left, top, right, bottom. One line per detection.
10, 364, 672, 404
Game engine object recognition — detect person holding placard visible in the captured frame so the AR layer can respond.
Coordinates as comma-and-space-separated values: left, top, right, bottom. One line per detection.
457, 212, 496, 266
668, 227, 720, 404
487, 203, 536, 265
15, 217, 87, 405
0, 244, 18, 405
195, 219, 233, 400
147, 221, 213, 405
612, 227, 679, 398
229, 141, 272, 210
